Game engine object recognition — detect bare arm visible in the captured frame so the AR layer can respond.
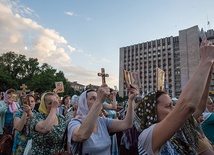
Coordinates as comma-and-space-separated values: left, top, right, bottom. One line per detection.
72, 85, 109, 142
35, 100, 58, 134
193, 65, 212, 119
109, 85, 139, 132
103, 90, 118, 110
14, 112, 28, 132
152, 41, 214, 153
14, 104, 33, 132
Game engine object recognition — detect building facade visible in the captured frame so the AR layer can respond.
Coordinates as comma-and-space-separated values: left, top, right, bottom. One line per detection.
119, 25, 214, 98
71, 81, 85, 92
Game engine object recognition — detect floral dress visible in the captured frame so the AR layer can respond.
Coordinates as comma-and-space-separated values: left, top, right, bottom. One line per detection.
29, 113, 66, 155
12, 110, 36, 155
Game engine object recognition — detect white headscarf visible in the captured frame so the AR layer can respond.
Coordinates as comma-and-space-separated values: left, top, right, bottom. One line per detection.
74, 90, 90, 121
71, 95, 79, 105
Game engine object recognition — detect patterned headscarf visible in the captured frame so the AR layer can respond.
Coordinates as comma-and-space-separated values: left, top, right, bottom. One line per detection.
137, 91, 199, 154
38, 93, 48, 115
135, 91, 157, 132
74, 90, 91, 121
4, 89, 18, 113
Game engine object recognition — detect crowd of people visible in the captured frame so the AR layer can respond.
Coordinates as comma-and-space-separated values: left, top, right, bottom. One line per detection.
1, 38, 214, 155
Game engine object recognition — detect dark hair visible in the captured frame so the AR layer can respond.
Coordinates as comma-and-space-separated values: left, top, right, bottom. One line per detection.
156, 90, 168, 104
110, 88, 114, 93
86, 89, 96, 98
62, 95, 71, 104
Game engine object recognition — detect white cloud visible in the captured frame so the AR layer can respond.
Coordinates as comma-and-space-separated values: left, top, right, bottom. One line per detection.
0, 0, 75, 65
67, 45, 76, 52
64, 11, 74, 16
0, 0, 117, 89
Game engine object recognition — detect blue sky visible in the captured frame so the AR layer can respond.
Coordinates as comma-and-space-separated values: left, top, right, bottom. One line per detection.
0, 0, 214, 89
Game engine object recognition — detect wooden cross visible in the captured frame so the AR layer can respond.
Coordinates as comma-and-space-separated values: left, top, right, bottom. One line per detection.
20, 84, 30, 96
98, 68, 109, 84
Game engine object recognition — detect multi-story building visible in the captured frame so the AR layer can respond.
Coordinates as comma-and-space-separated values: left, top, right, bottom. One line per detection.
119, 25, 214, 98
85, 84, 100, 91
71, 81, 85, 92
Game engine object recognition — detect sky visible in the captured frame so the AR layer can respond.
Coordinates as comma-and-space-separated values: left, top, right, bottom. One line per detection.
0, 0, 214, 89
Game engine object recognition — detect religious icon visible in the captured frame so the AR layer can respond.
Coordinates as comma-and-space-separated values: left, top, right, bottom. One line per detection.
124, 70, 141, 89
156, 67, 165, 91
55, 81, 64, 93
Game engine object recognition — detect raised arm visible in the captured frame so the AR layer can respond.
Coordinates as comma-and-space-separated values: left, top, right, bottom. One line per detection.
109, 84, 139, 132
103, 90, 118, 110
72, 85, 109, 142
193, 65, 213, 119
152, 39, 214, 153
35, 99, 59, 134
14, 104, 33, 132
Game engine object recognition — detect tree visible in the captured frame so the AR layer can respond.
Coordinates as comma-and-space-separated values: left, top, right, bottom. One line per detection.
0, 52, 69, 94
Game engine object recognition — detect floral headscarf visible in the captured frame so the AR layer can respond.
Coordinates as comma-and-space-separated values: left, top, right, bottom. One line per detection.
4, 89, 18, 113
137, 91, 199, 154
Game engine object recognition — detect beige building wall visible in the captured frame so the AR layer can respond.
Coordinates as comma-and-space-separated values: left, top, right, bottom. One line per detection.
119, 25, 214, 98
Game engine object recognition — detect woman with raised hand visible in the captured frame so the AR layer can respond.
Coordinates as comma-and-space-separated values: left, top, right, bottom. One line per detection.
12, 94, 36, 155
68, 84, 139, 155
138, 39, 214, 154
29, 92, 66, 155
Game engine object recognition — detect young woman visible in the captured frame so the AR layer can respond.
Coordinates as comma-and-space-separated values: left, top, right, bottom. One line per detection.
12, 94, 36, 155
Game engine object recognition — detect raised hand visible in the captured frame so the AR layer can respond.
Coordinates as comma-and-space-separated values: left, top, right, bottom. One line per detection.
51, 97, 60, 109
200, 38, 214, 62
127, 84, 139, 101
97, 84, 110, 103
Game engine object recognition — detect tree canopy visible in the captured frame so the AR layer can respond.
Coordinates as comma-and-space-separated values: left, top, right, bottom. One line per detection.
0, 51, 77, 96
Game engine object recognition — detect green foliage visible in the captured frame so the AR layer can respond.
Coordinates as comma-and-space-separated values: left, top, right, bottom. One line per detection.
0, 51, 71, 95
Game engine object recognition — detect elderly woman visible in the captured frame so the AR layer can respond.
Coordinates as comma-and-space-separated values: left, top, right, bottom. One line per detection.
12, 94, 36, 155
138, 39, 214, 155
68, 84, 139, 154
29, 92, 66, 155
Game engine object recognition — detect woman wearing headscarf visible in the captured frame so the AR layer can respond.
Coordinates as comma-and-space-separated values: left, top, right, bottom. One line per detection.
138, 39, 214, 155
201, 96, 214, 146
0, 89, 19, 135
68, 84, 139, 155
29, 92, 66, 155
0, 88, 19, 155
12, 94, 36, 155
